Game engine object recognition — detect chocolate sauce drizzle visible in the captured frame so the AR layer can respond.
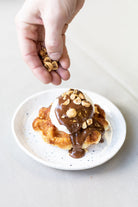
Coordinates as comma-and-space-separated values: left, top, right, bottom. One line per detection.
55, 89, 105, 158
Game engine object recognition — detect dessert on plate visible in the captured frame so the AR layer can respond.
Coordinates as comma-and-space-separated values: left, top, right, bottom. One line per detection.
32, 89, 109, 158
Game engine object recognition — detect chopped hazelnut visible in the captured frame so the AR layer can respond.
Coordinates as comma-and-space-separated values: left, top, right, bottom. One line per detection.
52, 61, 58, 70
43, 57, 51, 63
66, 90, 73, 95
82, 121, 87, 129
70, 93, 77, 100
62, 92, 66, 97
44, 62, 53, 72
63, 96, 67, 100
39, 50, 46, 58
82, 101, 91, 107
63, 99, 70, 105
78, 111, 82, 117
79, 93, 85, 99
41, 47, 47, 53
73, 89, 78, 94
87, 118, 93, 126
94, 106, 99, 114
66, 108, 77, 118
73, 97, 81, 105
95, 122, 100, 127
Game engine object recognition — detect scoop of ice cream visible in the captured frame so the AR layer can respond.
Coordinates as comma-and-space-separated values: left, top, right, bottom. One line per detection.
50, 98, 70, 134
50, 89, 94, 134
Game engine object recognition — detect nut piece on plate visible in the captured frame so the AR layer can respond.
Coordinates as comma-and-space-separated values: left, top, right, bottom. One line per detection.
38, 44, 59, 72
66, 108, 77, 118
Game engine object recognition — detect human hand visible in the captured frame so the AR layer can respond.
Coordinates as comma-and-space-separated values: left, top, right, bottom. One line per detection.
15, 0, 85, 85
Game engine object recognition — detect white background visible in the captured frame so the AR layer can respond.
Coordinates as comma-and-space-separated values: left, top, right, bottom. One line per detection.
0, 0, 137, 207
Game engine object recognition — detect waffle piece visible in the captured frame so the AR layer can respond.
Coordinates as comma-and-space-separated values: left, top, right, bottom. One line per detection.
32, 104, 109, 150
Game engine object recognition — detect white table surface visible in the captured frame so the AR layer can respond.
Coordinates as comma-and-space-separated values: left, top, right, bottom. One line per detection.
0, 1, 138, 207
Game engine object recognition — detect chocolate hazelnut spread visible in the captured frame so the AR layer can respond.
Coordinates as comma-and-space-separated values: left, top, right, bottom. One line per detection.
55, 89, 105, 159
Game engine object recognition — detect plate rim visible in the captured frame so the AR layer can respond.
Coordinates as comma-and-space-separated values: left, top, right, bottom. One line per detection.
11, 88, 127, 170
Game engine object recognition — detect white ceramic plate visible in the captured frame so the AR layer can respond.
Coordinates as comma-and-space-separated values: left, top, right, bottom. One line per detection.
12, 88, 126, 170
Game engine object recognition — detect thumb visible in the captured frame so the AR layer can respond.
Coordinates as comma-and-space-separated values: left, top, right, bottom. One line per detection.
43, 17, 64, 60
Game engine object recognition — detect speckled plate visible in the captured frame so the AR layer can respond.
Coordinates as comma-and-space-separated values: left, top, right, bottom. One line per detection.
12, 88, 126, 170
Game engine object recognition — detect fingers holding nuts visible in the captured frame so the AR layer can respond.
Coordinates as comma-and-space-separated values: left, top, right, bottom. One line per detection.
39, 43, 59, 72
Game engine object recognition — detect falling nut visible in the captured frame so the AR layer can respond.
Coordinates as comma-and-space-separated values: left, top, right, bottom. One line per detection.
44, 62, 53, 72
73, 97, 81, 105
82, 100, 91, 107
82, 121, 87, 129
70, 93, 77, 100
87, 118, 93, 126
66, 108, 77, 118
52, 61, 58, 70
63, 99, 70, 105
79, 93, 85, 99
